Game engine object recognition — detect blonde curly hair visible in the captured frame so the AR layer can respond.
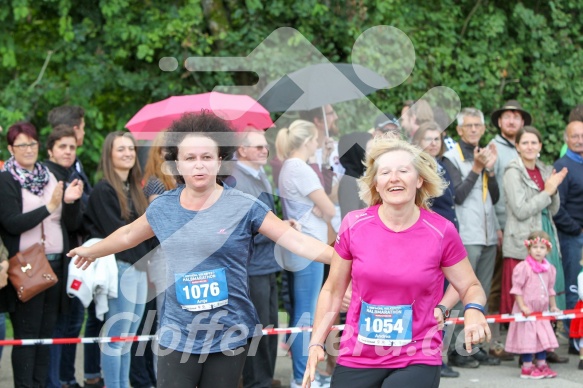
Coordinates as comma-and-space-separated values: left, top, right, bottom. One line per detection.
358, 134, 446, 210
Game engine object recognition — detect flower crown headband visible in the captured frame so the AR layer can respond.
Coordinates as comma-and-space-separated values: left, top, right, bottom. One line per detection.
524, 236, 552, 250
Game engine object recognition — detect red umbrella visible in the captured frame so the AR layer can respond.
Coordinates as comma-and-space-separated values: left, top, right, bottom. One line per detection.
125, 92, 274, 140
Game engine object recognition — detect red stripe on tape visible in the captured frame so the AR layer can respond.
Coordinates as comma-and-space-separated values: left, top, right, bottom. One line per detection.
1, 308, 581, 346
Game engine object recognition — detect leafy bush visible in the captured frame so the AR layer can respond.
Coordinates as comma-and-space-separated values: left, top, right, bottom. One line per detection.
1, 0, 580, 176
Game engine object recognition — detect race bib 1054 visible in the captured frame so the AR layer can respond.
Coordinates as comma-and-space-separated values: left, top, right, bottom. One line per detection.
357, 300, 413, 346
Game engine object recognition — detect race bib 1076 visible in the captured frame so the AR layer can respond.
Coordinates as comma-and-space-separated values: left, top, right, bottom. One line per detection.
174, 268, 228, 311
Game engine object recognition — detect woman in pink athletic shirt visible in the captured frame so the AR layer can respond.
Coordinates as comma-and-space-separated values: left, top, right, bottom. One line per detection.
303, 136, 491, 388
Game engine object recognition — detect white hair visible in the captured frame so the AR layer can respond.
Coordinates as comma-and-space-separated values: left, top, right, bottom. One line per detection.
456, 107, 484, 126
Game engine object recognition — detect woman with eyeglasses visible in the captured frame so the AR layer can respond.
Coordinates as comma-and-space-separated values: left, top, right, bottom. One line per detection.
0, 122, 83, 388
412, 121, 461, 378
412, 121, 458, 231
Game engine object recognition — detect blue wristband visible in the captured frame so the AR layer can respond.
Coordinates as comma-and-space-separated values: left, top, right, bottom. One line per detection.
464, 303, 485, 315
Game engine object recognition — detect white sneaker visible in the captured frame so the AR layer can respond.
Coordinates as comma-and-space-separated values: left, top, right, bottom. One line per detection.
290, 377, 324, 388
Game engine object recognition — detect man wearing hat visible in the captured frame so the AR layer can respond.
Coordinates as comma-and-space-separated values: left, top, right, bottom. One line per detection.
487, 100, 530, 361
490, 100, 532, 231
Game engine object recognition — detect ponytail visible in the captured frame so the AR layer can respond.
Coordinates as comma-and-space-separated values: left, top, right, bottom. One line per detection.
274, 120, 317, 160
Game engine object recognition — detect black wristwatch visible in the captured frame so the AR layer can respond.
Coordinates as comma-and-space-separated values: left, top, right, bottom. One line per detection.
436, 304, 450, 320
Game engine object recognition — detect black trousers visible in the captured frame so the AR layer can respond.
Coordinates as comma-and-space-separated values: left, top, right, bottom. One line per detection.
242, 273, 279, 388
10, 259, 62, 388
130, 299, 158, 388
331, 363, 440, 388
157, 343, 250, 388
84, 300, 104, 379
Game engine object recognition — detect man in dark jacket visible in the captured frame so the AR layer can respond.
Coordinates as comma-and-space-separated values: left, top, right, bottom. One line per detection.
225, 129, 282, 388
554, 120, 583, 354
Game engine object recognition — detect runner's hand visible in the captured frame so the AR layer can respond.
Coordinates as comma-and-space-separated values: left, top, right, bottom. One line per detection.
303, 345, 326, 388
463, 308, 491, 353
434, 307, 445, 330
68, 246, 95, 270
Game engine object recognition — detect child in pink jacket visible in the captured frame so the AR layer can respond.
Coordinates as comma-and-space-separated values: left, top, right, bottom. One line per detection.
505, 231, 559, 379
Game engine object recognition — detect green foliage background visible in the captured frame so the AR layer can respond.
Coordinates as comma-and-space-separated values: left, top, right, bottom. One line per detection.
1, 0, 581, 177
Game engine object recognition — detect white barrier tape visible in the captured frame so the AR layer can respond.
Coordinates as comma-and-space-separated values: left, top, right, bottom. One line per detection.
1, 308, 581, 346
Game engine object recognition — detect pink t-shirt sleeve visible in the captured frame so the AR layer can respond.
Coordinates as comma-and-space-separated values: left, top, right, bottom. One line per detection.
440, 221, 467, 267
334, 213, 353, 261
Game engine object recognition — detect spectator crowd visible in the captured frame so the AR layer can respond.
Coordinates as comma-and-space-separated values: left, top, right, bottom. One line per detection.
0, 99, 582, 388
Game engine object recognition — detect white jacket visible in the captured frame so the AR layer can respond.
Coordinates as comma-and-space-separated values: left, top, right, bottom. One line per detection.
67, 238, 118, 321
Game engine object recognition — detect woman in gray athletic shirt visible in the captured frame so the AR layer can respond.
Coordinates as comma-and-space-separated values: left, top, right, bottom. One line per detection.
68, 113, 334, 388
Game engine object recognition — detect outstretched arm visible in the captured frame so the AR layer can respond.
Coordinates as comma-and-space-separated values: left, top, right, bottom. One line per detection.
259, 211, 334, 264
68, 214, 155, 269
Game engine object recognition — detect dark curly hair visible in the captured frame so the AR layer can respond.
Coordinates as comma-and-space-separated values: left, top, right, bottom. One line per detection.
164, 112, 236, 184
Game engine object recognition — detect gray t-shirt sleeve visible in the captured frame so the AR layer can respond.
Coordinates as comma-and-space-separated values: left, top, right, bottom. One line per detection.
247, 196, 271, 234
145, 196, 162, 234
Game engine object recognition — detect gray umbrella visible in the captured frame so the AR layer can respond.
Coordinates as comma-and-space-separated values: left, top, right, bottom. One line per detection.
258, 63, 388, 136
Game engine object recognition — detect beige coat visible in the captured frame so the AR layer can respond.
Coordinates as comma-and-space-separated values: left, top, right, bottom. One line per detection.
0, 237, 7, 263
502, 158, 561, 259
